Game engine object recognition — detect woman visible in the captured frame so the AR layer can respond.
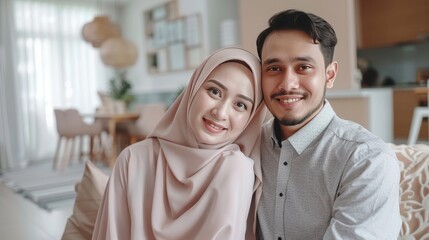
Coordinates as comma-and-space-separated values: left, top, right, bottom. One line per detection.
92, 47, 266, 240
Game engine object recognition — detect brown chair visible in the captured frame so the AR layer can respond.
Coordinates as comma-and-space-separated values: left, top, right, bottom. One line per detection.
53, 109, 103, 171
128, 103, 166, 144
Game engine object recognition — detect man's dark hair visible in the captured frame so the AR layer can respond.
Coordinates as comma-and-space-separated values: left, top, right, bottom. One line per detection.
256, 9, 337, 66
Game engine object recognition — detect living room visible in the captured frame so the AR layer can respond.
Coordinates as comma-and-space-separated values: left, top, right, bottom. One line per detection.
1, 0, 429, 239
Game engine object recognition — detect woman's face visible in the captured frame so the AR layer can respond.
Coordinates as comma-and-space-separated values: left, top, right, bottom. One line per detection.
189, 61, 255, 145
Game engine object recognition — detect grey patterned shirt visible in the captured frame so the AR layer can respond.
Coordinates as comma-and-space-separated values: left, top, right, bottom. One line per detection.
257, 101, 401, 240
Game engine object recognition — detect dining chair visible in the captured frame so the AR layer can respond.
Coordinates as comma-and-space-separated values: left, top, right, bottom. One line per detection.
128, 103, 167, 144
407, 79, 429, 145
53, 109, 104, 171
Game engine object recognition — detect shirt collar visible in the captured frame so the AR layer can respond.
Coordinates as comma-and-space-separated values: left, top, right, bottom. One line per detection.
269, 100, 335, 154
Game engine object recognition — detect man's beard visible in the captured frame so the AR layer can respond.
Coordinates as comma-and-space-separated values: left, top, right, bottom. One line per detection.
277, 90, 326, 126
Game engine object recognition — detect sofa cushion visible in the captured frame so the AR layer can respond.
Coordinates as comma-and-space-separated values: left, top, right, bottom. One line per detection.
389, 143, 429, 239
61, 161, 109, 240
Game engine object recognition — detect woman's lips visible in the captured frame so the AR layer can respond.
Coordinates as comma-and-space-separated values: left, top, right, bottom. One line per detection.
203, 118, 226, 133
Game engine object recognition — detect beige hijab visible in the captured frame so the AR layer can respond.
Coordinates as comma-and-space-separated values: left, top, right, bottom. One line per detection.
149, 47, 265, 153
94, 47, 266, 240
146, 47, 266, 239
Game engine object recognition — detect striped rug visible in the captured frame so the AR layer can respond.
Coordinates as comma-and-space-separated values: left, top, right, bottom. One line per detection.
0, 159, 109, 211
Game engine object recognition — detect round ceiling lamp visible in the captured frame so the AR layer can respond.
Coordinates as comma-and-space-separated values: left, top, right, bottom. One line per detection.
81, 15, 121, 48
99, 37, 138, 68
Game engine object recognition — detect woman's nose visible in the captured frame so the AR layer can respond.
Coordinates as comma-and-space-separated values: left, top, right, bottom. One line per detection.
211, 103, 228, 120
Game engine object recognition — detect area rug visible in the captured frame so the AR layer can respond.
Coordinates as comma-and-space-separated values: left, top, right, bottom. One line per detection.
0, 160, 110, 211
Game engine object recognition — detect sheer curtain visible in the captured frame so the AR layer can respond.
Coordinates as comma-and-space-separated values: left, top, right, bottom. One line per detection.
0, 0, 113, 170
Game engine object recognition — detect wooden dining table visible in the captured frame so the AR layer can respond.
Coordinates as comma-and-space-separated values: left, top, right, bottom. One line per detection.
94, 112, 140, 168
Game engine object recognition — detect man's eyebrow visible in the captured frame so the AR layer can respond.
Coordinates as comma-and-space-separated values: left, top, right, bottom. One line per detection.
263, 58, 279, 65
263, 56, 317, 65
294, 56, 316, 64
207, 79, 254, 105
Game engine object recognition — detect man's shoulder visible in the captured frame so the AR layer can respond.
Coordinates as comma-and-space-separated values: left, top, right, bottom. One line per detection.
327, 116, 383, 145
327, 116, 397, 163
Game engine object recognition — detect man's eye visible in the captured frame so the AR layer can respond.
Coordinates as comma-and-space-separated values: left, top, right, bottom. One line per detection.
299, 65, 312, 71
267, 66, 281, 72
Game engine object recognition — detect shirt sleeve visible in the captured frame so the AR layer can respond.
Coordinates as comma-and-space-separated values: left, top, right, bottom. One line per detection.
323, 143, 402, 240
92, 150, 131, 240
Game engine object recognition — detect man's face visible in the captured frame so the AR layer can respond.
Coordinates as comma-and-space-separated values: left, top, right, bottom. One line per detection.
260, 30, 337, 138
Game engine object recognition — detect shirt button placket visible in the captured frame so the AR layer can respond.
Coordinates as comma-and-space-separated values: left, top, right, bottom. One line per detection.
275, 144, 290, 240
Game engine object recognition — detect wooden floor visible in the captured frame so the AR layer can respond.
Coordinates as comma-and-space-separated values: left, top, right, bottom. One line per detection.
0, 182, 72, 240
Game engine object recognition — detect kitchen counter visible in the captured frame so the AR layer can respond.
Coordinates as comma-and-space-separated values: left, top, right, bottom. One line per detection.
392, 87, 428, 140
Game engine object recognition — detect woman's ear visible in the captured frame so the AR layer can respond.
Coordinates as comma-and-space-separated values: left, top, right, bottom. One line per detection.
325, 61, 338, 89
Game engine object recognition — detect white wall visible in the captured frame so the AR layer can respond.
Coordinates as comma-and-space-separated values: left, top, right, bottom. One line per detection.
206, 0, 239, 51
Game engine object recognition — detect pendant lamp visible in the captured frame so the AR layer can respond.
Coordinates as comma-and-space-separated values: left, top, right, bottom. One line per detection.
81, 16, 121, 48
99, 37, 138, 68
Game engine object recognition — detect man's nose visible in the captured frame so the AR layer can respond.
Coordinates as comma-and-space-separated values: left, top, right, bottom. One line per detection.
279, 70, 299, 91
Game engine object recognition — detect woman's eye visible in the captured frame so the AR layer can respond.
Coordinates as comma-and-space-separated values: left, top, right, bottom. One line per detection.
235, 102, 248, 111
208, 87, 221, 97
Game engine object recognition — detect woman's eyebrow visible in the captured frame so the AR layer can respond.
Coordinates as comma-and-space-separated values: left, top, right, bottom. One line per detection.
207, 79, 254, 105
238, 94, 254, 105
207, 79, 227, 90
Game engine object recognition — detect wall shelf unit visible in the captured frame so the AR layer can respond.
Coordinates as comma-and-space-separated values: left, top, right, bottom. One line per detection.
144, 2, 203, 74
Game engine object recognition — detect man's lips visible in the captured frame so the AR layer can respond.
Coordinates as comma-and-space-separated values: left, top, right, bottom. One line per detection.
277, 97, 302, 103
272, 91, 306, 104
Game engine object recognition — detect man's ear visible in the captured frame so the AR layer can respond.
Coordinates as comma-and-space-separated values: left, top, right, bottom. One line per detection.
325, 61, 338, 89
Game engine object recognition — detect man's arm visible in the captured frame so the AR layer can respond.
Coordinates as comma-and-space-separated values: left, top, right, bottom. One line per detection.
323, 144, 402, 240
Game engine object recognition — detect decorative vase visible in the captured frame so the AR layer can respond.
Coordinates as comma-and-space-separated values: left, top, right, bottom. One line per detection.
113, 100, 127, 114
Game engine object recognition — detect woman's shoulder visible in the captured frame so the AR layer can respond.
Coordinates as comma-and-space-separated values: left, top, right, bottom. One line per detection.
115, 138, 160, 166
220, 145, 254, 169
127, 138, 159, 153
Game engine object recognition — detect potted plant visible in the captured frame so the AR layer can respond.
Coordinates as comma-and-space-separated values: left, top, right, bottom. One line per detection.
109, 71, 135, 113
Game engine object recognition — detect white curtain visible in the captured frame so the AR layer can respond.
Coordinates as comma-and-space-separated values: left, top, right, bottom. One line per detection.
0, 0, 114, 170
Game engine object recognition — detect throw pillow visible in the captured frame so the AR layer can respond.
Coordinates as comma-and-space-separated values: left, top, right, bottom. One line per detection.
61, 161, 109, 240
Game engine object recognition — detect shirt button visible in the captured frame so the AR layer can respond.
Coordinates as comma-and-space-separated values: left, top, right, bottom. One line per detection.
278, 237, 282, 240
279, 193, 283, 197
283, 161, 288, 166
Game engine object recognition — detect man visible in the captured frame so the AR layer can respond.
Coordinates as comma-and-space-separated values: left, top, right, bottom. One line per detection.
255, 9, 401, 239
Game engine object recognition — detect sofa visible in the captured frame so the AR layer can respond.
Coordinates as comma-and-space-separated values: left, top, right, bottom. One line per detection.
391, 143, 429, 239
